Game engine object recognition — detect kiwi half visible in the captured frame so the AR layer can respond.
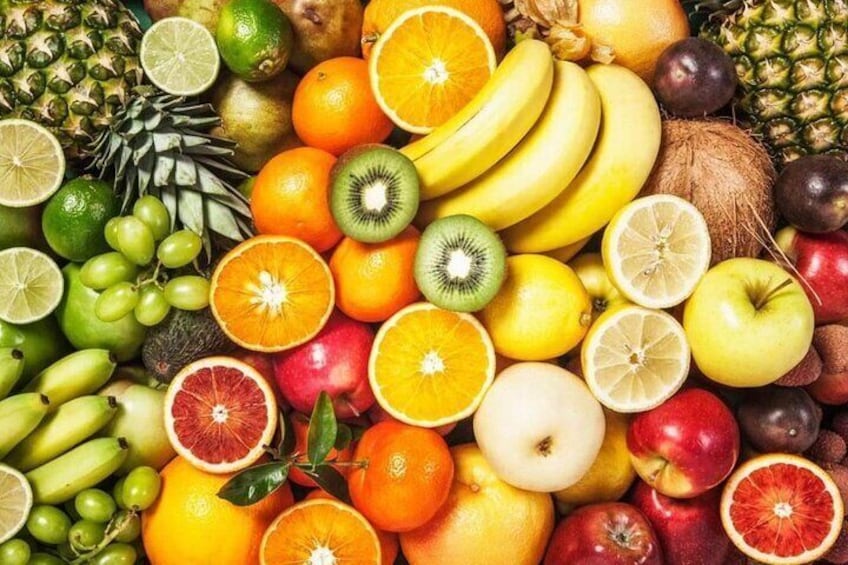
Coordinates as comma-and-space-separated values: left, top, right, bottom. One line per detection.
330, 144, 420, 243
414, 214, 507, 312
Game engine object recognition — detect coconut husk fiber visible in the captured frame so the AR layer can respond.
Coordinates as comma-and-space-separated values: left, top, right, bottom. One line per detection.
640, 119, 777, 264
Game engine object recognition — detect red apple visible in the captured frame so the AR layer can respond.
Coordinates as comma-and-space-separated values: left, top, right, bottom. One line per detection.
231, 349, 287, 408
627, 388, 740, 498
273, 310, 376, 419
544, 502, 662, 565
778, 227, 848, 323
629, 480, 732, 565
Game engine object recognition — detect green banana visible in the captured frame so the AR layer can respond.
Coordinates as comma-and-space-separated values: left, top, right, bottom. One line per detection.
0, 392, 50, 458
25, 436, 129, 504
0, 347, 25, 399
5, 395, 119, 471
24, 349, 116, 408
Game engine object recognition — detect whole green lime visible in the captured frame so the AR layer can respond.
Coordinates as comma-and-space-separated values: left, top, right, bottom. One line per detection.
216, 0, 293, 82
42, 177, 120, 262
0, 316, 71, 384
0, 204, 48, 251
55, 263, 147, 362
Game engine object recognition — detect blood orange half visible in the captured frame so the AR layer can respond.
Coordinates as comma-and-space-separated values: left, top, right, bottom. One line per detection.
164, 356, 278, 474
720, 453, 844, 564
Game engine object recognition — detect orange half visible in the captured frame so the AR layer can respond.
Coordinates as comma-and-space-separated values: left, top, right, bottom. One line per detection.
260, 499, 382, 565
210, 235, 335, 352
369, 302, 495, 427
369, 6, 496, 134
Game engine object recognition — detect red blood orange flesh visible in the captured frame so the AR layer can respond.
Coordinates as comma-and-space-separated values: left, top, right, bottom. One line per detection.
721, 453, 844, 564
165, 356, 278, 474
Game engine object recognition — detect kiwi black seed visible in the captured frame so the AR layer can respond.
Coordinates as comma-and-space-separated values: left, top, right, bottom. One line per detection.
329, 144, 420, 243
414, 214, 507, 313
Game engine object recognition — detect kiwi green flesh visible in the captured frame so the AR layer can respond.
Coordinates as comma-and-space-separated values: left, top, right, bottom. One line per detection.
330, 146, 420, 243
414, 214, 507, 313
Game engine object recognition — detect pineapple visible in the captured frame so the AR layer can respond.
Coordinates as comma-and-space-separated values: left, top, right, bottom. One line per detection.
0, 0, 251, 249
685, 0, 848, 165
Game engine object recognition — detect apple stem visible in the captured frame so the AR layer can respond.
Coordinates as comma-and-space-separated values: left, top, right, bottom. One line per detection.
340, 397, 360, 419
754, 278, 794, 310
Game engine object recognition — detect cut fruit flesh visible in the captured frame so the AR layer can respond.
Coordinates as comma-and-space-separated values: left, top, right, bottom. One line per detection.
140, 17, 221, 96
0, 119, 65, 208
0, 463, 32, 544
602, 194, 711, 310
369, 302, 495, 427
164, 356, 278, 474
0, 247, 64, 324
721, 453, 844, 564
581, 305, 689, 413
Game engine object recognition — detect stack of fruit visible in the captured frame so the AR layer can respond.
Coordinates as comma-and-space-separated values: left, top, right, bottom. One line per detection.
0, 0, 846, 563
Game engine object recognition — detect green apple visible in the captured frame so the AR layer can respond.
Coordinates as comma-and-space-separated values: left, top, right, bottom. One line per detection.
683, 258, 814, 387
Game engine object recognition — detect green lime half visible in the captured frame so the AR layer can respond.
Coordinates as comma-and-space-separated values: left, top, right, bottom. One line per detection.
0, 247, 64, 325
140, 17, 221, 96
216, 0, 293, 82
0, 120, 65, 208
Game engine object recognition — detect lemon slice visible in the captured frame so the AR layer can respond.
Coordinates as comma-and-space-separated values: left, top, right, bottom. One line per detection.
581, 305, 690, 413
140, 17, 221, 96
0, 464, 32, 544
602, 194, 711, 309
0, 247, 64, 324
0, 119, 65, 208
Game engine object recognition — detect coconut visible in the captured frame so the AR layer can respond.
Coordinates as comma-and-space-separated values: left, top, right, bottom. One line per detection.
640, 119, 777, 264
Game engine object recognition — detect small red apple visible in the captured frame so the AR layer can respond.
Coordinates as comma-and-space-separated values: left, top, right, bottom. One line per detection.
287, 412, 355, 488
629, 480, 732, 565
544, 502, 662, 565
627, 388, 740, 498
273, 310, 376, 419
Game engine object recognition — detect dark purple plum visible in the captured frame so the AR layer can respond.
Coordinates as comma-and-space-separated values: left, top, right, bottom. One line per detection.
774, 155, 848, 233
652, 37, 737, 117
736, 387, 821, 454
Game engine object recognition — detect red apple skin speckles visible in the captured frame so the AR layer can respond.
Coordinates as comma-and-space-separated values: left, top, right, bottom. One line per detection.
626, 388, 740, 498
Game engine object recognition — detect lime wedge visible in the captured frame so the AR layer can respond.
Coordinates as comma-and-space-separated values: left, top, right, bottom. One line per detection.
0, 463, 32, 544
140, 17, 221, 96
0, 248, 64, 324
0, 120, 65, 208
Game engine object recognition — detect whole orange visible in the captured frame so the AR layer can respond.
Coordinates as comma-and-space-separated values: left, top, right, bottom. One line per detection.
329, 226, 421, 323
292, 57, 394, 156
579, 0, 690, 83
349, 420, 454, 533
250, 146, 342, 252
141, 456, 294, 565
362, 0, 506, 59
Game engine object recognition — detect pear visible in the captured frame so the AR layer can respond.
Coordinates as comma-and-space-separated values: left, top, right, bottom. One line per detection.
277, 0, 364, 73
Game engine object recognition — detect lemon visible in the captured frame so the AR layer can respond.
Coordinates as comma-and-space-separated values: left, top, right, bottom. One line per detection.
554, 408, 636, 507
581, 304, 690, 413
0, 120, 65, 208
0, 464, 32, 544
216, 0, 293, 82
478, 254, 592, 361
602, 194, 711, 309
141, 17, 221, 96
0, 248, 64, 325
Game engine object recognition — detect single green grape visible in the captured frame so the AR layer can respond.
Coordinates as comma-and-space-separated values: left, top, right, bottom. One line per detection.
26, 553, 65, 565
134, 285, 171, 327
156, 230, 203, 269
104, 217, 122, 252
95, 282, 139, 323
74, 489, 117, 523
0, 539, 31, 565
163, 276, 210, 311
80, 252, 139, 290
112, 477, 127, 510
122, 466, 162, 511
91, 542, 137, 565
132, 195, 170, 241
25, 505, 71, 545
113, 511, 141, 544
116, 216, 155, 266
68, 520, 107, 551
63, 499, 82, 522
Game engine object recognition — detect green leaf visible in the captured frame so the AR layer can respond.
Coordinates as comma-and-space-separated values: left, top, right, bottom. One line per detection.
306, 466, 351, 504
217, 462, 290, 507
334, 424, 353, 451
279, 410, 296, 457
307, 392, 338, 466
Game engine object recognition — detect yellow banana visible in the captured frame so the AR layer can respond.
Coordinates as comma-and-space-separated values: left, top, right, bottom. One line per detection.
502, 64, 662, 253
6, 395, 119, 472
24, 349, 116, 408
0, 347, 25, 399
0, 392, 50, 458
416, 62, 601, 231
26, 436, 129, 504
544, 237, 592, 264
401, 39, 554, 200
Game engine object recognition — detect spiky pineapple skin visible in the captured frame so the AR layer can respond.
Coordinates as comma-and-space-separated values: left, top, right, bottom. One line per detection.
696, 0, 848, 165
0, 0, 143, 158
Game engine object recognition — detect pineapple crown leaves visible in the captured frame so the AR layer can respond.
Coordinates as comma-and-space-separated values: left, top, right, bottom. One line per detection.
90, 89, 253, 254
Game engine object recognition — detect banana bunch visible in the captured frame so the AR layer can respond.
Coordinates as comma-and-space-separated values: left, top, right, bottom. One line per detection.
406, 45, 662, 252
1, 349, 125, 504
